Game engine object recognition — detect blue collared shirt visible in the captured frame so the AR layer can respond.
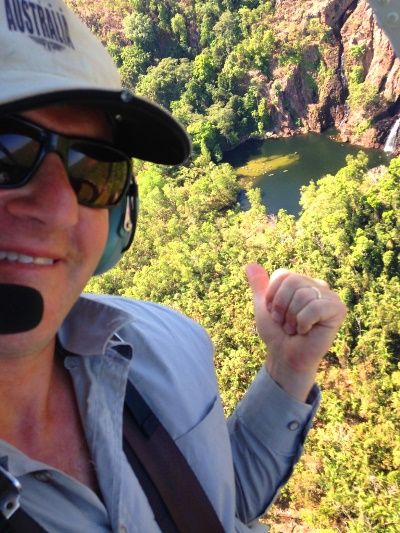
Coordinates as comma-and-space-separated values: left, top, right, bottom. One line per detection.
0, 295, 319, 532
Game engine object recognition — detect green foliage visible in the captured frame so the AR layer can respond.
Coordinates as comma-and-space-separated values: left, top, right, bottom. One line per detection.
171, 13, 188, 48
217, 49, 248, 95
106, 32, 123, 67
129, 0, 151, 14
354, 119, 372, 135
123, 12, 155, 49
347, 67, 380, 112
317, 62, 335, 93
256, 98, 270, 133
305, 17, 331, 42
238, 2, 274, 36
349, 65, 365, 85
349, 82, 380, 111
187, 119, 221, 160
136, 58, 192, 109
119, 44, 151, 89
278, 42, 303, 67
233, 28, 275, 73
157, 3, 171, 32
279, 156, 400, 531
193, 49, 217, 83
212, 11, 242, 55
197, 1, 221, 48
349, 43, 366, 60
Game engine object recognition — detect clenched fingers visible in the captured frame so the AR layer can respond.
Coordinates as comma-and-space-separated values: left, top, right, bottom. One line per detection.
266, 271, 345, 336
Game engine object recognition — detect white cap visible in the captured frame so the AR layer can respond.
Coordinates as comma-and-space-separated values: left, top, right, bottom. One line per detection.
0, 0, 191, 164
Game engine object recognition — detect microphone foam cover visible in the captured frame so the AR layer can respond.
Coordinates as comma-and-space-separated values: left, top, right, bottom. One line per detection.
0, 284, 44, 334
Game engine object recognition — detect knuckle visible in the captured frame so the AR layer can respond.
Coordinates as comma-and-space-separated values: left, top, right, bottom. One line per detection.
269, 268, 290, 285
316, 278, 330, 289
282, 273, 302, 292
294, 286, 314, 306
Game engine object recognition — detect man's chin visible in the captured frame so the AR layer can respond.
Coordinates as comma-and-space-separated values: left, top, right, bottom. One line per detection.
0, 329, 56, 360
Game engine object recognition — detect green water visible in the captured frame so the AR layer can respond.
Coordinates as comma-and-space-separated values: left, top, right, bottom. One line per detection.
224, 132, 391, 215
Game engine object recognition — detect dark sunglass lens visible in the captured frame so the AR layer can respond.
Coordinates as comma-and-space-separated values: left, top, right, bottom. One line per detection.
0, 133, 40, 186
68, 143, 129, 207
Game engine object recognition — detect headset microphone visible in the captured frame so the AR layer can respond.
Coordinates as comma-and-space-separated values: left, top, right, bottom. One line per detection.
0, 285, 44, 334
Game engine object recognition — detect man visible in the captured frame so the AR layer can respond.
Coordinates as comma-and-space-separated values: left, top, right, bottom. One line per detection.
0, 1, 347, 531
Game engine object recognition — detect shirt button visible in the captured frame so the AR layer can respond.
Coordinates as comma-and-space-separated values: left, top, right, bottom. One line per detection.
288, 421, 300, 431
34, 471, 53, 482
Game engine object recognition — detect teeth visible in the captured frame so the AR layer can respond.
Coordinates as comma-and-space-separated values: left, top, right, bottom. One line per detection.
19, 254, 34, 264
0, 251, 54, 265
34, 257, 54, 265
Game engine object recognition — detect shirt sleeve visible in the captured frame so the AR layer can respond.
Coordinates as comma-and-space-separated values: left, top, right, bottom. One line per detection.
227, 366, 320, 525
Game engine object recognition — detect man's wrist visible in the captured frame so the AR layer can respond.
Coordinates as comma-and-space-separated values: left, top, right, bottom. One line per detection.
265, 359, 317, 403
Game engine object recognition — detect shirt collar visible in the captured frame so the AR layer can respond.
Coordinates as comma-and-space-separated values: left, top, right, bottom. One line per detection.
57, 294, 134, 356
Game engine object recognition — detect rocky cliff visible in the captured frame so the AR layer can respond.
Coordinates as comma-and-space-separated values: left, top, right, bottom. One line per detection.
265, 0, 400, 152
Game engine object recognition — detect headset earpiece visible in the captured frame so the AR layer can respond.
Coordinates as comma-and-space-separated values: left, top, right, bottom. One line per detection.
94, 181, 138, 275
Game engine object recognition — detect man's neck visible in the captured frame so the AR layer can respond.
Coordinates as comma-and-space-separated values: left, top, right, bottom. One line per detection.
0, 337, 58, 438
0, 340, 101, 495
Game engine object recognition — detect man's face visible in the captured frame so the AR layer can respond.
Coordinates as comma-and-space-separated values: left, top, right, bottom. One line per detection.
0, 105, 109, 357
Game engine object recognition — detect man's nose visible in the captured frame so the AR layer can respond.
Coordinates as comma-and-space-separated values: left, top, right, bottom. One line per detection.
4, 153, 79, 227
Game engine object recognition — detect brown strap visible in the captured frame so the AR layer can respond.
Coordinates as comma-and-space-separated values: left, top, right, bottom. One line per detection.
123, 431, 179, 533
123, 382, 225, 533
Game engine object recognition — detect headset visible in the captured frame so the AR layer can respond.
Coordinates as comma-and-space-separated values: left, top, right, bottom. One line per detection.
94, 180, 138, 275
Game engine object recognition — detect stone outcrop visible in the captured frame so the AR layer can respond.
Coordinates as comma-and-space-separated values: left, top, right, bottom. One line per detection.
267, 0, 400, 152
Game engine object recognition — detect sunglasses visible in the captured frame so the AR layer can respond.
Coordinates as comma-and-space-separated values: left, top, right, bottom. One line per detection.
0, 115, 132, 208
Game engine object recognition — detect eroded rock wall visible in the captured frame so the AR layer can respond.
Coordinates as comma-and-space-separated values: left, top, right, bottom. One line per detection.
268, 0, 400, 151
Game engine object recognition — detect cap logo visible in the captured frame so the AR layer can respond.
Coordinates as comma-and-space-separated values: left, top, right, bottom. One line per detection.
5, 0, 74, 51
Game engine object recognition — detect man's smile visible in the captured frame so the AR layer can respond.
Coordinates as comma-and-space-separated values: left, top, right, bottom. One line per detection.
0, 250, 55, 265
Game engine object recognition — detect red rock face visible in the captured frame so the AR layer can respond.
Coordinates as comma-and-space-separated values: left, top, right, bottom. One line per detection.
266, 0, 400, 151
339, 1, 400, 147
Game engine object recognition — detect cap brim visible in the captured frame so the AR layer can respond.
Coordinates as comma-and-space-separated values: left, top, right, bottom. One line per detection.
0, 89, 191, 165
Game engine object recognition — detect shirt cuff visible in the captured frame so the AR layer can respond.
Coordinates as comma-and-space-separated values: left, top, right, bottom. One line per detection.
235, 367, 320, 456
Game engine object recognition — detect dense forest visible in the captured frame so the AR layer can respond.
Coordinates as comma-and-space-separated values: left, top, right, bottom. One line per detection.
68, 0, 399, 531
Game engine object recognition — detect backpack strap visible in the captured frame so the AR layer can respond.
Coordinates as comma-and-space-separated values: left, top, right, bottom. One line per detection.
123, 381, 225, 533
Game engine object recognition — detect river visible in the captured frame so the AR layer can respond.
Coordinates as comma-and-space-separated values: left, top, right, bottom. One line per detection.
224, 132, 392, 216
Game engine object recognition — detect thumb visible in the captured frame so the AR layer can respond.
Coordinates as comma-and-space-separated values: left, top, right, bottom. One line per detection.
245, 263, 270, 308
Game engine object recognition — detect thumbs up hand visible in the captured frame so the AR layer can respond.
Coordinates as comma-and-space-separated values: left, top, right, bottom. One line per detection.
246, 263, 347, 402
